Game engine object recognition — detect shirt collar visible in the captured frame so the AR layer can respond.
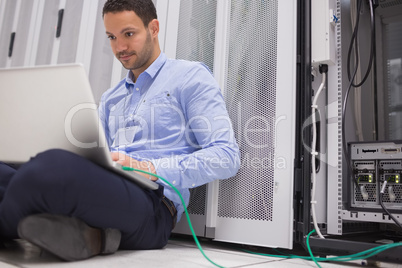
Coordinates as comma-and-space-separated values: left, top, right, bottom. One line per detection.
145, 52, 166, 79
125, 52, 167, 86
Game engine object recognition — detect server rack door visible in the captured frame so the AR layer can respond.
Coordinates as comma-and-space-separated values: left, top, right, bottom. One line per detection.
215, 0, 297, 249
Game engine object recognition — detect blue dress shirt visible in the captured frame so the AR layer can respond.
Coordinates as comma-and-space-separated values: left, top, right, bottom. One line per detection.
99, 52, 240, 221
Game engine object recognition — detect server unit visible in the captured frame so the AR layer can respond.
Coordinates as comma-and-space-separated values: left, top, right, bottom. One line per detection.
309, 0, 402, 262
350, 141, 402, 212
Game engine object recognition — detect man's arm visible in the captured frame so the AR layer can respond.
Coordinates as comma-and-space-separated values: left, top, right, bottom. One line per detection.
151, 63, 240, 189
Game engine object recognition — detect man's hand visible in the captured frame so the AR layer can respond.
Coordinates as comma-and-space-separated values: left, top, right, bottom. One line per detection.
111, 152, 157, 181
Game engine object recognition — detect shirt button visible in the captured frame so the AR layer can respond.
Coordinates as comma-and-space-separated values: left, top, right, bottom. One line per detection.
172, 180, 176, 185
136, 87, 140, 91
192, 184, 195, 187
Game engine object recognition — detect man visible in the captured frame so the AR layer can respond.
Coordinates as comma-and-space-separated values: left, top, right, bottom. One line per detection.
0, 0, 240, 261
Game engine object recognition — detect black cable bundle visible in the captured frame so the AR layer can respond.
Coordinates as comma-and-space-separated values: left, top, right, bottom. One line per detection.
343, 0, 402, 230
342, 0, 376, 196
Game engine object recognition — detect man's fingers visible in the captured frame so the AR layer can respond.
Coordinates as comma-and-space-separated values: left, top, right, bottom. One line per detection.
111, 152, 128, 162
111, 152, 119, 161
110, 153, 152, 177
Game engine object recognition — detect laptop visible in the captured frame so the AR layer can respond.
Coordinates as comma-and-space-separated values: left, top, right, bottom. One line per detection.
0, 64, 159, 190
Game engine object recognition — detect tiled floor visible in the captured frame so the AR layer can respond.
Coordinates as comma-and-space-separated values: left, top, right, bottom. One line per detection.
0, 236, 401, 268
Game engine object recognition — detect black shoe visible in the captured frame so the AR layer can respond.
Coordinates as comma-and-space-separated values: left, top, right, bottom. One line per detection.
17, 214, 121, 261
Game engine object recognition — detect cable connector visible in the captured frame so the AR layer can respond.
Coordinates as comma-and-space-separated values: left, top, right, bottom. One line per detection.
319, 64, 328, 74
381, 181, 388, 194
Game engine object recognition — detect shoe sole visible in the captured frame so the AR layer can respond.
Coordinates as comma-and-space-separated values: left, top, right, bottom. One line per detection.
18, 214, 103, 261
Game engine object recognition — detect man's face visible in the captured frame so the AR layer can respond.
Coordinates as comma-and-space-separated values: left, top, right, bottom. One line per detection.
104, 11, 155, 75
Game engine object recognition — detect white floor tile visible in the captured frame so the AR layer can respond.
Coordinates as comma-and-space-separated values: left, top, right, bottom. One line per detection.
1, 238, 402, 268
0, 239, 277, 268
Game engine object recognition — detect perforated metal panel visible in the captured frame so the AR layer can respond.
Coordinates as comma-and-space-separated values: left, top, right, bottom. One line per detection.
187, 185, 207, 215
173, 0, 297, 247
381, 183, 402, 204
174, 0, 217, 219
175, 0, 216, 72
171, 1, 217, 236
218, 0, 278, 222
354, 183, 377, 203
379, 0, 402, 8
349, 147, 402, 212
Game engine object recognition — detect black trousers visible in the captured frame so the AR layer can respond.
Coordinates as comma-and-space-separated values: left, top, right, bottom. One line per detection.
0, 149, 173, 249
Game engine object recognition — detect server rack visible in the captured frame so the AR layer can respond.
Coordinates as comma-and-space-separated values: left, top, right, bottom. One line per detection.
1, 0, 402, 262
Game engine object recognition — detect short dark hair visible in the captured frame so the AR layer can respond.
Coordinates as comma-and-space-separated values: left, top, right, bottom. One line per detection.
102, 0, 157, 27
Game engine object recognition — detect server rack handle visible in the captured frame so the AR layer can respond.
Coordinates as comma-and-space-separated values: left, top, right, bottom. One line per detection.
56, 9, 64, 38
8, 32, 16, 57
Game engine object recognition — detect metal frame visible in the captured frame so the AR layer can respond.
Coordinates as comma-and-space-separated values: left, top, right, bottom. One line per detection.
25, 0, 45, 66
294, 0, 313, 244
76, 0, 99, 75
5, 0, 21, 68
326, 0, 343, 236
154, 0, 168, 53
0, 0, 6, 37
163, 1, 180, 59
